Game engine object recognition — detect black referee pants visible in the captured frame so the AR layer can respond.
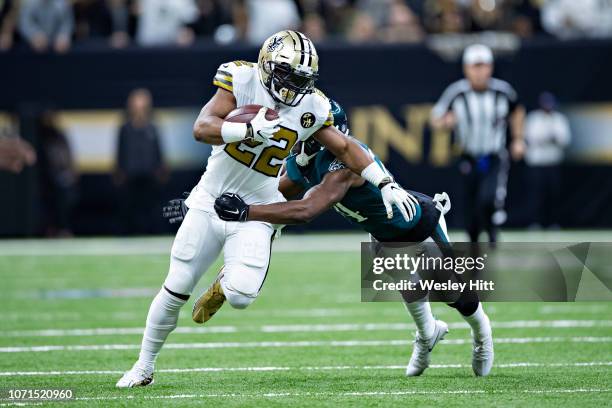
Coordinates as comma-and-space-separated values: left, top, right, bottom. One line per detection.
460, 151, 509, 244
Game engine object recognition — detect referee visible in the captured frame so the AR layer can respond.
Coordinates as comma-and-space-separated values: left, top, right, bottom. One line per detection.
430, 44, 525, 244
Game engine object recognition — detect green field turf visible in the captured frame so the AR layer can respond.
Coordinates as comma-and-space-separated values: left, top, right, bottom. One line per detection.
0, 232, 611, 407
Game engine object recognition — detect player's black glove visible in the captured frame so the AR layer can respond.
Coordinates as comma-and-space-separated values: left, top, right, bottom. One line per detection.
214, 193, 249, 222
162, 193, 189, 224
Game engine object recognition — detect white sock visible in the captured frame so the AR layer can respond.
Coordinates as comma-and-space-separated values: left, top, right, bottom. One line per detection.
137, 288, 186, 372
404, 300, 435, 339
462, 303, 491, 340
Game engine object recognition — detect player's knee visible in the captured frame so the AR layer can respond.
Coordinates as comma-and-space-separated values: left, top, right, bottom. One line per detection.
221, 269, 262, 309
224, 289, 256, 309
166, 212, 209, 295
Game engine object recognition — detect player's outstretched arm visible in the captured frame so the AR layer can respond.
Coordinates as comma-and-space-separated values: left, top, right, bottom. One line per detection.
313, 126, 373, 174
215, 169, 356, 224
192, 88, 238, 145
278, 172, 305, 200
313, 126, 417, 222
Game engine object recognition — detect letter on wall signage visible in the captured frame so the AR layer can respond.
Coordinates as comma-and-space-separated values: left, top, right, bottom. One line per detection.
349, 104, 453, 166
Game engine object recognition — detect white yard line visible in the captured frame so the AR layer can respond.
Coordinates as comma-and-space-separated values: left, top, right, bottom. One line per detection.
2, 304, 609, 323
260, 320, 612, 332
0, 326, 238, 337
0, 361, 610, 377
1, 388, 604, 403
2, 320, 610, 338
0, 336, 610, 353
69, 388, 610, 401
1, 308, 404, 322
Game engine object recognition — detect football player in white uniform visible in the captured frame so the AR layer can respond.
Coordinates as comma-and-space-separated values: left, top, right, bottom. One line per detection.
116, 30, 418, 388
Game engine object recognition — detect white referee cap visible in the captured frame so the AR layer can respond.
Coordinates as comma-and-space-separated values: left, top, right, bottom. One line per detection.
463, 44, 493, 65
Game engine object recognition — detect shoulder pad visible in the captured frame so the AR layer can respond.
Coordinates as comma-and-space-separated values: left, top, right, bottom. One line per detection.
213, 61, 256, 93
310, 90, 334, 127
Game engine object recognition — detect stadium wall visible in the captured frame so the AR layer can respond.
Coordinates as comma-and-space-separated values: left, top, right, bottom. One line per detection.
1, 39, 612, 235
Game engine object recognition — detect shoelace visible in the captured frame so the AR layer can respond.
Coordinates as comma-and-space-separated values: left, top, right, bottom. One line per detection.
133, 365, 152, 380
473, 339, 493, 360
410, 334, 431, 365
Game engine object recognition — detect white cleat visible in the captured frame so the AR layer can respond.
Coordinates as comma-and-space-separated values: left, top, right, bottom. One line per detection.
116, 364, 154, 388
405, 320, 449, 377
472, 332, 494, 377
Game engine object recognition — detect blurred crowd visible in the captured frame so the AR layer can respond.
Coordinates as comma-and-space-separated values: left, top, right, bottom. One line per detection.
0, 88, 168, 236
1, 0, 612, 52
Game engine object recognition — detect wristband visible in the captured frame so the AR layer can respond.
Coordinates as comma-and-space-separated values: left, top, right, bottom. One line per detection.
377, 177, 393, 189
221, 121, 248, 143
360, 162, 390, 188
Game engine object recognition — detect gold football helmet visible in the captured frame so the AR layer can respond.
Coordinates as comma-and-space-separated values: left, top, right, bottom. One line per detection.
258, 30, 319, 107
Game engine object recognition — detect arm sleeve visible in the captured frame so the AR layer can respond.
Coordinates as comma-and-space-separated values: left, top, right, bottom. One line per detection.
557, 115, 571, 146
212, 62, 237, 94
431, 84, 458, 119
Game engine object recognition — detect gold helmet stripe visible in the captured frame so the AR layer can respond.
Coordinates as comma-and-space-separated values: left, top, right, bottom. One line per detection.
296, 32, 307, 66
286, 30, 305, 65
305, 38, 314, 68
298, 32, 313, 68
296, 31, 316, 68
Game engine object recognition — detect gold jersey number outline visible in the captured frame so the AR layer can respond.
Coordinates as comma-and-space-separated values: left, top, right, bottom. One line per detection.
224, 125, 299, 177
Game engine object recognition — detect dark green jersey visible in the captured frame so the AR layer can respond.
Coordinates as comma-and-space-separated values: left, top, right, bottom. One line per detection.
285, 142, 441, 242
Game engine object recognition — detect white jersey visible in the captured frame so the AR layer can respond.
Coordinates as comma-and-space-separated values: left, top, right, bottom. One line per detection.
186, 60, 333, 211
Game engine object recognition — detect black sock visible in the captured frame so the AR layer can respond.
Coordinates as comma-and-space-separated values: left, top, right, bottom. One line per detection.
448, 298, 479, 317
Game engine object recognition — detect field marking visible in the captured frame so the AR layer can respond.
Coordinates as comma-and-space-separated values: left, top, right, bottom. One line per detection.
68, 388, 610, 401
1, 336, 610, 353
1, 307, 409, 322
0, 361, 610, 377
260, 320, 612, 332
2, 304, 610, 322
2, 320, 611, 338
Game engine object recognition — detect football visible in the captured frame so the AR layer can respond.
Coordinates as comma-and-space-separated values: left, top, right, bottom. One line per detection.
224, 104, 278, 123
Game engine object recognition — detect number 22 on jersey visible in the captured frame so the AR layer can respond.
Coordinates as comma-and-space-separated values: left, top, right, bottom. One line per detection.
224, 126, 298, 177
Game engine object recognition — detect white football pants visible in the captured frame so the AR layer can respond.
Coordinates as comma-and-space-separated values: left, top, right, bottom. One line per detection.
164, 208, 274, 309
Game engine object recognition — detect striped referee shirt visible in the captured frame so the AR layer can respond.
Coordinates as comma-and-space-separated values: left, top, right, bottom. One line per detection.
432, 78, 519, 157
